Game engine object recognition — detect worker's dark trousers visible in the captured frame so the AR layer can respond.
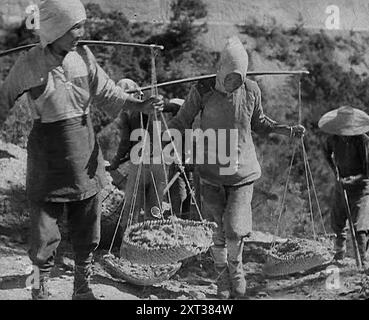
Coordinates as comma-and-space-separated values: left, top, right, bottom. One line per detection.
28, 193, 101, 273
331, 183, 369, 239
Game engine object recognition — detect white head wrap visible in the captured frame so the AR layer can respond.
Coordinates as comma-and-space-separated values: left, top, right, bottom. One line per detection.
215, 36, 248, 93
38, 0, 87, 48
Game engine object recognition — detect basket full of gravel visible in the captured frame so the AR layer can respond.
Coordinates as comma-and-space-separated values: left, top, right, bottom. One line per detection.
263, 238, 332, 276
120, 217, 217, 265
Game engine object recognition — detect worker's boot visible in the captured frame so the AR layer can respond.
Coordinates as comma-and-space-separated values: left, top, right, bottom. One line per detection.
227, 239, 246, 299
31, 267, 50, 300
333, 235, 347, 261
357, 231, 369, 273
211, 245, 231, 299
72, 265, 98, 300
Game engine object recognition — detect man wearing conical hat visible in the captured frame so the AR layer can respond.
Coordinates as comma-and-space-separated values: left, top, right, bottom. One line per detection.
0, 0, 163, 300
319, 106, 369, 270
168, 36, 305, 299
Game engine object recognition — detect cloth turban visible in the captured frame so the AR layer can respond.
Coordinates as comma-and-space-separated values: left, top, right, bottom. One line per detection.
38, 0, 86, 48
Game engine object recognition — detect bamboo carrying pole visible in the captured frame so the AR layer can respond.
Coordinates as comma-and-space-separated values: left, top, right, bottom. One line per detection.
0, 41, 309, 92
128, 71, 310, 93
0, 40, 164, 58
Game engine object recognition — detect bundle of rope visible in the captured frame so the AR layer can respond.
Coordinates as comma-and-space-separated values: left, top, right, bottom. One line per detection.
263, 78, 333, 277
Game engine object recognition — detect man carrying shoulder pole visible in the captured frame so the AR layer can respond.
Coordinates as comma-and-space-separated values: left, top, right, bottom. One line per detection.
319, 106, 369, 272
0, 0, 163, 300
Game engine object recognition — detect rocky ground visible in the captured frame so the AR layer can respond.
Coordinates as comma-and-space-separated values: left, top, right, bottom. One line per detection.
1, 139, 369, 301
1, 232, 369, 301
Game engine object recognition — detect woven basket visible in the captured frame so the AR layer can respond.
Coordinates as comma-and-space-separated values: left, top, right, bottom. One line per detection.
263, 239, 332, 277
101, 254, 182, 286
120, 218, 217, 265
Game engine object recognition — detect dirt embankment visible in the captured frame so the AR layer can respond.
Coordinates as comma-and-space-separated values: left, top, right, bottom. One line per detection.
0, 139, 28, 240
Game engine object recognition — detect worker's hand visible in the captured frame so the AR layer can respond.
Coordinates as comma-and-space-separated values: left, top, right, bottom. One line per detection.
106, 155, 131, 171
141, 95, 164, 114
104, 160, 113, 171
290, 124, 306, 139
340, 174, 364, 186
163, 98, 184, 115
106, 158, 120, 171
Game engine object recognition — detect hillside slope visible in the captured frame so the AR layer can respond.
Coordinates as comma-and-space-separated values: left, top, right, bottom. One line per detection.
2, 0, 369, 50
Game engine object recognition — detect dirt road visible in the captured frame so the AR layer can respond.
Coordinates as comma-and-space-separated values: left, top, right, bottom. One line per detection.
1, 234, 368, 301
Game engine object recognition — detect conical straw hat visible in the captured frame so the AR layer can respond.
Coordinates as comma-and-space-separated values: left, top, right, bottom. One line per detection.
318, 106, 369, 136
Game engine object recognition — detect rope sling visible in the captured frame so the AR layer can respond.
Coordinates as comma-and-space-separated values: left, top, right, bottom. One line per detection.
263, 77, 332, 277
102, 47, 216, 285
119, 47, 216, 266
102, 109, 184, 284
102, 45, 181, 285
